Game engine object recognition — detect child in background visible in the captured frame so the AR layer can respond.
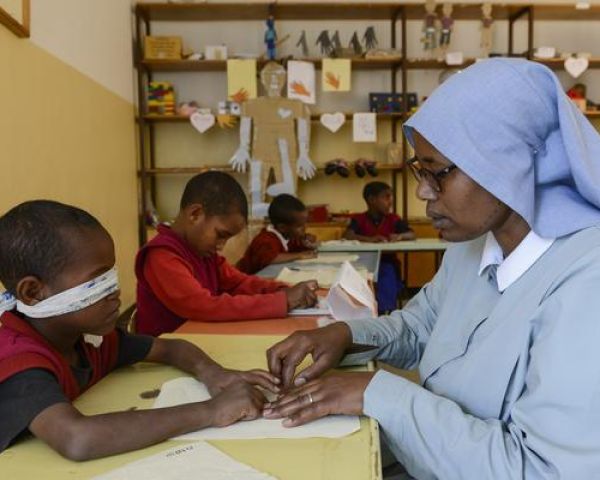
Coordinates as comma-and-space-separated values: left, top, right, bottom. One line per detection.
0, 200, 278, 459
237, 194, 317, 275
344, 181, 415, 313
136, 172, 318, 337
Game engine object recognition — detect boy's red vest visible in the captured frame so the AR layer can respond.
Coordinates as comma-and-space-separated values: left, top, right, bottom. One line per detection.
352, 212, 399, 237
0, 312, 119, 400
135, 224, 220, 336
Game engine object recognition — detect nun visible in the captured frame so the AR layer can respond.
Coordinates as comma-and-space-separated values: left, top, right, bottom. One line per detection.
264, 58, 600, 479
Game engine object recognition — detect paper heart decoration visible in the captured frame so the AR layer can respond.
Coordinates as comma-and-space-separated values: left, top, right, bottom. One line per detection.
320, 112, 346, 132
190, 112, 215, 133
564, 57, 589, 78
278, 108, 292, 119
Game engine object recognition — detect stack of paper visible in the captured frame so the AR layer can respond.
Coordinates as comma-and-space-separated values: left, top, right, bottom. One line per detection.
92, 442, 277, 480
276, 265, 371, 288
152, 377, 360, 440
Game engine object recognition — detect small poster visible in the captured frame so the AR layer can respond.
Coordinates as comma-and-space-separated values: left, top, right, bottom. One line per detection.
287, 60, 316, 104
322, 59, 351, 92
227, 59, 257, 103
353, 113, 377, 143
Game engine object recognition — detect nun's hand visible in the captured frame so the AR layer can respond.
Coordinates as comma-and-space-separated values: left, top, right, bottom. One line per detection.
267, 323, 353, 389
262, 372, 375, 427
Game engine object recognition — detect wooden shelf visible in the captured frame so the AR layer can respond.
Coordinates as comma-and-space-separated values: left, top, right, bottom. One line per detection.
317, 163, 403, 173
535, 58, 600, 70
139, 57, 401, 72
143, 166, 233, 175
141, 113, 406, 123
136, 2, 600, 22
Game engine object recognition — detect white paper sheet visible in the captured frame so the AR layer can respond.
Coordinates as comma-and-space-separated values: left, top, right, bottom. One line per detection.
153, 377, 360, 440
326, 261, 377, 321
289, 297, 330, 316
295, 253, 359, 264
92, 442, 277, 480
276, 266, 371, 288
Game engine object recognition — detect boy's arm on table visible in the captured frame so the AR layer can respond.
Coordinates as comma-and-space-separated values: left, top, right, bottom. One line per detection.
27, 331, 278, 461
29, 381, 264, 461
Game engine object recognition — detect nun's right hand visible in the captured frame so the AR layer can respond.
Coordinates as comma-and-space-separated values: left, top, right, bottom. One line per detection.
266, 323, 353, 389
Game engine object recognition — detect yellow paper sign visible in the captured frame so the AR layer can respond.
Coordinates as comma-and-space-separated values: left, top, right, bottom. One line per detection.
227, 59, 257, 102
322, 59, 351, 92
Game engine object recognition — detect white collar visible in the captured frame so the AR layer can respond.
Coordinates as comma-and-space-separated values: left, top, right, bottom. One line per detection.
266, 224, 289, 252
478, 230, 554, 292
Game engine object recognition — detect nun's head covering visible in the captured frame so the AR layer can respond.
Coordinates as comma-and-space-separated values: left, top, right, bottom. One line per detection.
404, 58, 600, 238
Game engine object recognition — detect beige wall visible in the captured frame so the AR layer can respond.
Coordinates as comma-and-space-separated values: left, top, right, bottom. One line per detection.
0, 5, 138, 306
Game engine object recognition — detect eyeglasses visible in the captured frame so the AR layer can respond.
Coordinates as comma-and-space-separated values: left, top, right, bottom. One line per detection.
407, 157, 457, 193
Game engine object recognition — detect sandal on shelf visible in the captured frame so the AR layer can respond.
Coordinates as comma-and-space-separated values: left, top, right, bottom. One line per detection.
354, 159, 367, 178
324, 159, 341, 175
336, 159, 350, 177
364, 159, 379, 177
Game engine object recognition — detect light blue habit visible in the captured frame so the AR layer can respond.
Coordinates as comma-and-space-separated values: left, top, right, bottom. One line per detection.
341, 59, 600, 479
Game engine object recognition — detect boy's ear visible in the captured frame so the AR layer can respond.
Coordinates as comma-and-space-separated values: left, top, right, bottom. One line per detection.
185, 203, 205, 223
15, 276, 48, 306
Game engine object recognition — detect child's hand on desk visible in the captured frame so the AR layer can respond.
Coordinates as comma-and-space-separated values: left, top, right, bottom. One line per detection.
262, 372, 375, 426
207, 382, 266, 427
372, 235, 389, 243
298, 250, 317, 260
203, 367, 281, 396
285, 280, 319, 310
302, 233, 319, 250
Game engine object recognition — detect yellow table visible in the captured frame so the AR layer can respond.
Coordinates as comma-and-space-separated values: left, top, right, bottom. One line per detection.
0, 334, 381, 480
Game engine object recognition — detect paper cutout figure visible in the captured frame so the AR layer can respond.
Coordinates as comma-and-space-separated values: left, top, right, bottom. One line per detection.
322, 59, 351, 92
227, 59, 257, 102
422, 0, 438, 55
331, 31, 342, 51
229, 62, 316, 218
316, 30, 333, 56
287, 60, 316, 104
353, 113, 377, 142
264, 15, 277, 60
481, 3, 494, 57
349, 32, 363, 55
439, 3, 454, 57
296, 30, 309, 57
320, 112, 346, 132
363, 26, 378, 50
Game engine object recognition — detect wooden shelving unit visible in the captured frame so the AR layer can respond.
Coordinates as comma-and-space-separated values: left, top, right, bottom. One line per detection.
134, 2, 600, 245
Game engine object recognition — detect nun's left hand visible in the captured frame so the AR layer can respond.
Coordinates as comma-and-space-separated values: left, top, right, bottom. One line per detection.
262, 372, 375, 427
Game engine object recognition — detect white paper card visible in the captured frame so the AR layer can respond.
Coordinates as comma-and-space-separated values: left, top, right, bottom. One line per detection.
534, 46, 556, 59
296, 253, 359, 264
445, 51, 464, 65
287, 60, 316, 104
352, 113, 377, 143
153, 377, 360, 440
289, 297, 330, 316
92, 442, 276, 480
326, 261, 377, 321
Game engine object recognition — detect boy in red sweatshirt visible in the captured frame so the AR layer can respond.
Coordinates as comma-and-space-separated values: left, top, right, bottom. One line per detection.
0, 200, 278, 459
237, 194, 317, 274
136, 172, 317, 336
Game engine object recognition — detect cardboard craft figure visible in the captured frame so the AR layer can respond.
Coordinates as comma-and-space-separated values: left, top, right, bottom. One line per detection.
439, 3, 454, 57
422, 0, 438, 55
481, 3, 494, 58
229, 62, 316, 218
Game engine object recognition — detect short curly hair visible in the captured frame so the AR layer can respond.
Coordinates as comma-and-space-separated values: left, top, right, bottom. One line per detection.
180, 171, 248, 220
0, 200, 104, 293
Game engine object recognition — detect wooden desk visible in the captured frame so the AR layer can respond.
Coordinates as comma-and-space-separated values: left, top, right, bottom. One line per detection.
175, 316, 321, 335
256, 251, 381, 280
0, 334, 381, 480
318, 238, 448, 253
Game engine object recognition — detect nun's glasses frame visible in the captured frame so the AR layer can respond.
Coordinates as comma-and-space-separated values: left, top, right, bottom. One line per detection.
407, 157, 457, 193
